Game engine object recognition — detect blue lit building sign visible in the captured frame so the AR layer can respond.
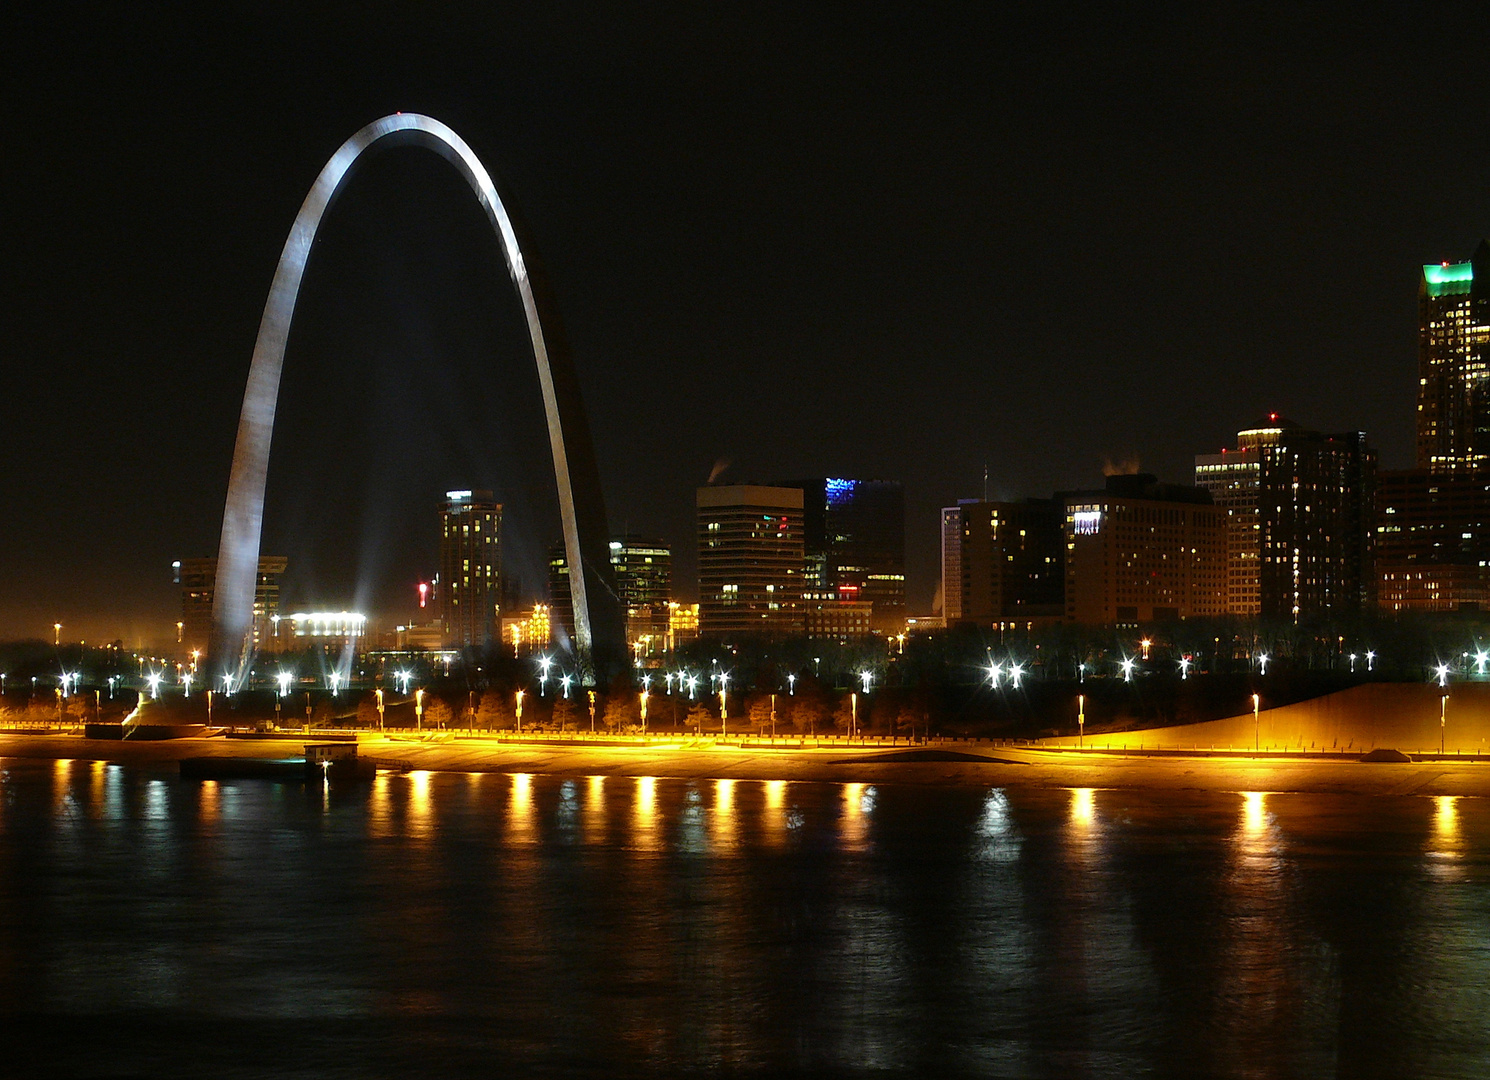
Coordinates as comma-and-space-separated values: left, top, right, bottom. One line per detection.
825, 477, 859, 506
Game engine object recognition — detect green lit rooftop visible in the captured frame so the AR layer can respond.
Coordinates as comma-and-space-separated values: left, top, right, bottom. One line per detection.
1424, 261, 1474, 298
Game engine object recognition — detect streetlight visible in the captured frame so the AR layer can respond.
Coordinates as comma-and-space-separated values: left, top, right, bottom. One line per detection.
1349, 652, 1358, 673
182, 673, 193, 697
988, 662, 1002, 689
1435, 663, 1450, 689
860, 670, 872, 694
375, 688, 385, 730
54, 622, 61, 646
1120, 657, 1135, 683
787, 673, 796, 695
1078, 693, 1085, 748
719, 673, 730, 737
1179, 657, 1191, 680
1078, 662, 1087, 683
1257, 653, 1270, 675
1366, 650, 1376, 672
146, 671, 163, 699
561, 674, 573, 699
1475, 651, 1488, 677
538, 655, 552, 696
329, 672, 341, 696
1009, 663, 1024, 689
1441, 692, 1448, 755
515, 689, 524, 733
415, 687, 425, 730
1253, 693, 1261, 752
639, 688, 648, 733
1140, 638, 1152, 661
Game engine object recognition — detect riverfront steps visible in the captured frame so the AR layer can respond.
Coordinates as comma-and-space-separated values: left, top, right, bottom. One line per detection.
4, 730, 1490, 798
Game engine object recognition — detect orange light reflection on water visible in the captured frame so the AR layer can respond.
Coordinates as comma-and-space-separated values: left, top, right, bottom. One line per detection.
1070, 787, 1095, 829
633, 776, 659, 850
508, 773, 535, 842
713, 778, 736, 850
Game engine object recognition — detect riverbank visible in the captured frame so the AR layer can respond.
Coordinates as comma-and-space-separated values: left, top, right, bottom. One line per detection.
4, 730, 1490, 797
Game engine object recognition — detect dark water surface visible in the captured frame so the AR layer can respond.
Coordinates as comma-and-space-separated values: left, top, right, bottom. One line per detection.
2, 759, 1489, 1078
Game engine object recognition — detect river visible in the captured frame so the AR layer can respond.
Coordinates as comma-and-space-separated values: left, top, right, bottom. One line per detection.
1, 758, 1487, 1078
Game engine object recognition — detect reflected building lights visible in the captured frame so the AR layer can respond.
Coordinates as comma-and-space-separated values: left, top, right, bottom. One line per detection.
584, 775, 607, 845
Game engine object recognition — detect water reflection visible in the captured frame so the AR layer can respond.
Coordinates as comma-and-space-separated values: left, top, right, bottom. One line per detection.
369, 770, 393, 838
633, 776, 660, 851
763, 779, 787, 846
1069, 786, 1095, 830
2, 764, 1488, 1077
408, 770, 433, 837
713, 778, 736, 851
840, 783, 873, 852
584, 775, 607, 845
199, 780, 220, 825
508, 772, 535, 843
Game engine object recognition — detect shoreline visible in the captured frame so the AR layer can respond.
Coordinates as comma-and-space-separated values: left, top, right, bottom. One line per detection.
4, 731, 1490, 797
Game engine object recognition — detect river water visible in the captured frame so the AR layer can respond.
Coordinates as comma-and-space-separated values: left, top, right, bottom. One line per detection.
1, 758, 1488, 1078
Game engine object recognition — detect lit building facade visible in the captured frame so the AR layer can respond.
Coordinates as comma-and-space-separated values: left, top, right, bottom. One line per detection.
1195, 419, 1376, 621
696, 485, 804, 637
787, 477, 906, 632
1416, 242, 1490, 471
940, 498, 1064, 627
440, 489, 502, 647
1062, 474, 1226, 625
1376, 469, 1490, 612
175, 555, 287, 656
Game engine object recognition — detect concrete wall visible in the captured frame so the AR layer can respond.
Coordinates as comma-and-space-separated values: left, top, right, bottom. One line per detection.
1045, 682, 1490, 754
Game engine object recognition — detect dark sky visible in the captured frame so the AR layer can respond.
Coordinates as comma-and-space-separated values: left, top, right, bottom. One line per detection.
4, 4, 1489, 646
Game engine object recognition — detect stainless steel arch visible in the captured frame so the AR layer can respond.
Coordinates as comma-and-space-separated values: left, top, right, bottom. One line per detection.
210, 113, 621, 687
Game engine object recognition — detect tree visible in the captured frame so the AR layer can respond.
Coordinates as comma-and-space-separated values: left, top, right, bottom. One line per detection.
424, 697, 454, 728
747, 695, 773, 734
476, 690, 512, 730
356, 696, 381, 729
552, 696, 577, 731
832, 695, 857, 734
685, 702, 713, 733
603, 693, 639, 731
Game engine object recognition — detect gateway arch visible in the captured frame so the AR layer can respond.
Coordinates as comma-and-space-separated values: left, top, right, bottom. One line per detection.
210, 113, 622, 686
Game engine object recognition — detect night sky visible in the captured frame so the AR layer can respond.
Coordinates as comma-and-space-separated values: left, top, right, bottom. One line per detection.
4, 5, 1489, 646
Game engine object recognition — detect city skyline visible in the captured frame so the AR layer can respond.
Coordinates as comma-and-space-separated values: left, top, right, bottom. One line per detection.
5, 8, 1490, 644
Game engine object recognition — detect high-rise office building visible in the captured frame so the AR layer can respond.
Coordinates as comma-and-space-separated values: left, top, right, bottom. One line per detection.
786, 478, 906, 632
609, 536, 672, 609
1416, 241, 1490, 471
939, 499, 1064, 628
1063, 474, 1226, 625
440, 489, 502, 647
697, 485, 804, 637
174, 555, 288, 656
608, 536, 672, 654
1195, 419, 1376, 621
1376, 469, 1490, 612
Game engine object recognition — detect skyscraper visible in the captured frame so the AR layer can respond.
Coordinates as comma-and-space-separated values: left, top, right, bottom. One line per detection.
174, 555, 287, 657
1416, 241, 1490, 471
440, 489, 502, 647
939, 499, 1064, 627
786, 477, 906, 632
696, 485, 804, 637
1195, 419, 1376, 621
1063, 474, 1226, 625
